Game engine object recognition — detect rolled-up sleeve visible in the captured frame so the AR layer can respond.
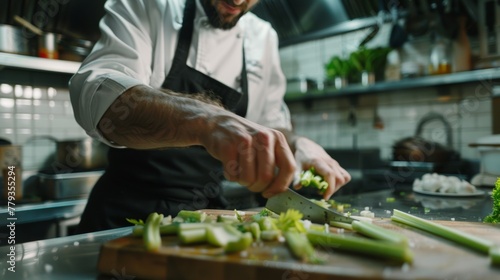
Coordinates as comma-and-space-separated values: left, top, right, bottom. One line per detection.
69, 0, 156, 146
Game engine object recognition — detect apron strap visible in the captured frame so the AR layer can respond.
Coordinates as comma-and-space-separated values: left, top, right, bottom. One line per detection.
168, 0, 196, 75
165, 0, 248, 116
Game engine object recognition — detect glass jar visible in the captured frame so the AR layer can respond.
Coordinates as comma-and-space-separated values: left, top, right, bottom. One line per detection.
428, 35, 451, 75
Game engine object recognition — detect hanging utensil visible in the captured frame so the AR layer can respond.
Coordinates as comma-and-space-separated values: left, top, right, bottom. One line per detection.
13, 15, 43, 35
389, 2, 408, 48
359, 0, 385, 47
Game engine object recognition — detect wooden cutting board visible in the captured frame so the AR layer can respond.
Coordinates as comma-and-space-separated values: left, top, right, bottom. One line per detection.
97, 210, 500, 280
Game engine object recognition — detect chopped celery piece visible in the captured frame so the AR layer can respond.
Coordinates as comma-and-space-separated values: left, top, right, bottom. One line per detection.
276, 209, 306, 233
206, 225, 240, 247
309, 223, 329, 233
132, 223, 179, 237
178, 228, 207, 244
258, 217, 275, 231
249, 222, 261, 241
132, 224, 144, 237
307, 230, 413, 264
352, 220, 408, 245
225, 232, 253, 253
126, 218, 144, 225
261, 229, 281, 241
143, 212, 163, 252
285, 231, 323, 264
217, 214, 239, 223
330, 221, 353, 231
490, 246, 500, 266
177, 210, 207, 223
299, 167, 328, 193
391, 209, 494, 254
178, 223, 210, 231
234, 210, 244, 222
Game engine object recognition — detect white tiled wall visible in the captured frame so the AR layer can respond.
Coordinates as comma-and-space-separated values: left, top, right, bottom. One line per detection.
280, 24, 493, 161
0, 84, 87, 170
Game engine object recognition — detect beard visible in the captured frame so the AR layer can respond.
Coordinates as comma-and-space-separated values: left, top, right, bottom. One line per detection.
201, 0, 248, 30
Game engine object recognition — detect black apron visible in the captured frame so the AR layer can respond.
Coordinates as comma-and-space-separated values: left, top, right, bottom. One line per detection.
76, 0, 248, 233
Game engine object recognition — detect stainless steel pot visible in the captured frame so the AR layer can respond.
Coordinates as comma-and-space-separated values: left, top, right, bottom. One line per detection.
0, 24, 29, 54
29, 136, 109, 173
53, 138, 109, 172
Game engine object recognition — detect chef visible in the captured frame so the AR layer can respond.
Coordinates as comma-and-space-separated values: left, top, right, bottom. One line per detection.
69, 0, 351, 233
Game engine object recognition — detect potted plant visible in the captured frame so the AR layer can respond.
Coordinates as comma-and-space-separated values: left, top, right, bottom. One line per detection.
325, 56, 351, 89
349, 46, 392, 85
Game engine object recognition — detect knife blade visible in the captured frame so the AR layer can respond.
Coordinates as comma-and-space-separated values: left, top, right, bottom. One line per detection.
265, 188, 356, 224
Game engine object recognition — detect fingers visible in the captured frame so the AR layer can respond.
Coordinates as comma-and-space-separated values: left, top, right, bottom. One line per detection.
321, 163, 351, 200
236, 134, 256, 187
296, 159, 351, 200
246, 131, 274, 193
262, 133, 295, 198
219, 128, 294, 196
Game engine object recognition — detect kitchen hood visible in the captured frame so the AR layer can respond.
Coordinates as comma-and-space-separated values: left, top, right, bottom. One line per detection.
252, 0, 388, 48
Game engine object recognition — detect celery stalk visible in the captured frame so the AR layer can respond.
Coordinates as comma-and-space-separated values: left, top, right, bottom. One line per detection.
177, 210, 207, 222
285, 231, 323, 264
178, 223, 209, 231
391, 209, 493, 254
307, 230, 413, 264
490, 246, 500, 266
206, 225, 240, 247
351, 220, 408, 245
330, 221, 353, 231
143, 212, 163, 252
249, 222, 261, 241
225, 232, 253, 253
178, 228, 207, 244
261, 229, 281, 241
132, 223, 179, 237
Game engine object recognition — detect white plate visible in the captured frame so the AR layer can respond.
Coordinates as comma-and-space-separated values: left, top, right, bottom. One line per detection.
412, 186, 487, 197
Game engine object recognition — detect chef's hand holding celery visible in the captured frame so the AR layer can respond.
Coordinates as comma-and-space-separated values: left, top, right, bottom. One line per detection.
292, 136, 351, 199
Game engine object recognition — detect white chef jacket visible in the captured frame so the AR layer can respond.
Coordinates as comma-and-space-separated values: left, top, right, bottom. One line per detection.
69, 0, 292, 147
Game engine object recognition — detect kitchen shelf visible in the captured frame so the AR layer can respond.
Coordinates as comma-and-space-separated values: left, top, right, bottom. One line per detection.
0, 52, 81, 88
285, 67, 500, 104
0, 52, 81, 74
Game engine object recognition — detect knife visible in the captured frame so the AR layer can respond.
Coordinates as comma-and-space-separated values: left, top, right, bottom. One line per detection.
265, 188, 356, 224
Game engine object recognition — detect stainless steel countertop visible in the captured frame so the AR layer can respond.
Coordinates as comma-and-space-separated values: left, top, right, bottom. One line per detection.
0, 188, 494, 279
0, 227, 131, 280
0, 199, 87, 226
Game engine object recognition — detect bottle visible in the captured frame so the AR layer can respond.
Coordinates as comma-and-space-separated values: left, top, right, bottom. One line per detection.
452, 16, 471, 72
429, 33, 452, 75
384, 49, 401, 81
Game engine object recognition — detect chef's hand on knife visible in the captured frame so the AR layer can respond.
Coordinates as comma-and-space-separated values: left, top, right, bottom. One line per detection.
292, 137, 351, 200
203, 114, 350, 200
201, 112, 296, 199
